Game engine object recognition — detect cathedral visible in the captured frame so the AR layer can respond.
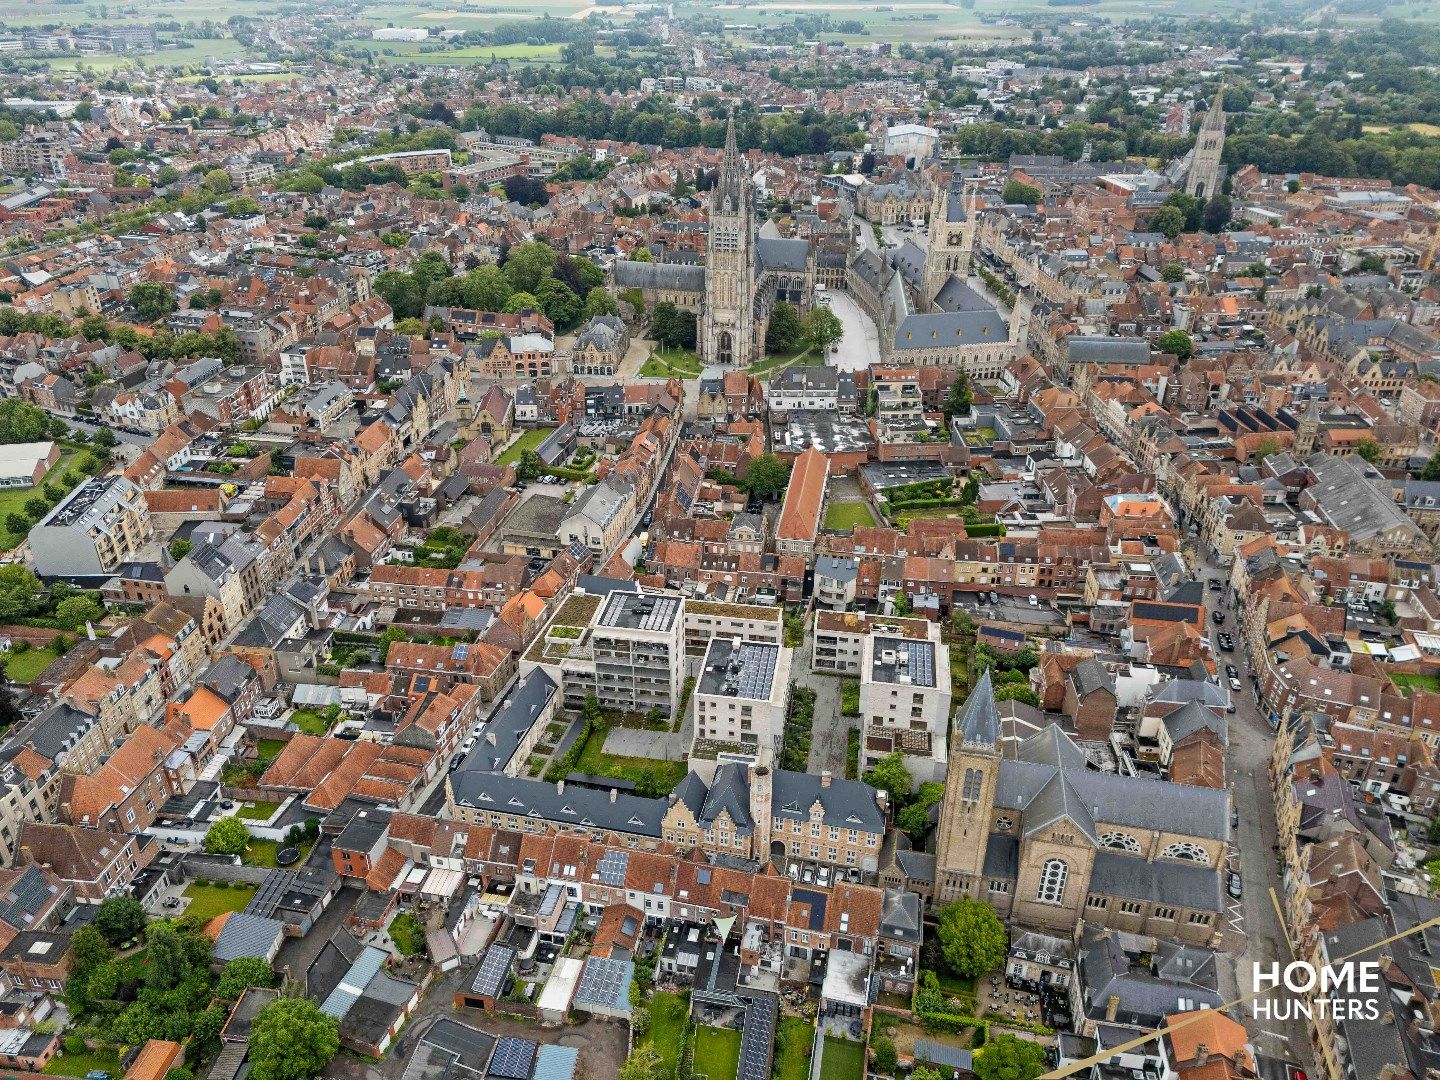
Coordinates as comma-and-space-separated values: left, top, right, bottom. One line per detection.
848, 168, 1031, 380
610, 114, 815, 369
1183, 87, 1227, 200
881, 672, 1230, 948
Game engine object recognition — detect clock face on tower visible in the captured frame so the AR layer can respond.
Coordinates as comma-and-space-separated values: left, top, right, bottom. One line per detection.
948, 232, 964, 246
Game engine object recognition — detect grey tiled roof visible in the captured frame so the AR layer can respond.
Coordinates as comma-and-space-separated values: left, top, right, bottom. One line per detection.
892, 309, 1008, 351
213, 912, 284, 963
1089, 851, 1223, 912
612, 260, 704, 292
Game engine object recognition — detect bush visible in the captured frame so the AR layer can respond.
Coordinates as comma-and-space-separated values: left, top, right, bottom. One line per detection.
64, 1034, 87, 1054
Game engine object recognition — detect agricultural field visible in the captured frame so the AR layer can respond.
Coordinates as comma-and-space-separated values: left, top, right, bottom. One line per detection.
335, 38, 567, 63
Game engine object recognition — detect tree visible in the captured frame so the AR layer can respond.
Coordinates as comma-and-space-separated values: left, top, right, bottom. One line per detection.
994, 683, 1039, 707
95, 895, 146, 947
582, 287, 618, 319
502, 240, 558, 294
379, 626, 406, 663
1151, 206, 1186, 240
536, 278, 581, 331
871, 1037, 899, 1074
973, 1035, 1047, 1080
1202, 194, 1233, 233
92, 426, 116, 448
1155, 329, 1193, 361
803, 306, 844, 354
517, 449, 542, 482
896, 781, 945, 839
22, 497, 46, 520
630, 247, 652, 262
1002, 179, 1041, 205
936, 897, 1008, 978
1358, 253, 1387, 274
1379, 598, 1398, 624
203, 168, 233, 194
0, 399, 50, 444
0, 565, 40, 623
913, 1069, 944, 1080
4, 513, 27, 536
165, 1069, 195, 1080
70, 924, 112, 977
618, 1045, 664, 1080
1161, 264, 1185, 283
217, 957, 275, 1000
944, 371, 973, 419
55, 595, 103, 630
127, 281, 178, 322
1356, 438, 1383, 464
203, 816, 250, 857
504, 291, 541, 314
1421, 449, 1440, 482
765, 302, 803, 353
1254, 437, 1281, 460
248, 998, 339, 1080
863, 751, 913, 797
744, 454, 791, 500
170, 537, 192, 561
224, 196, 261, 217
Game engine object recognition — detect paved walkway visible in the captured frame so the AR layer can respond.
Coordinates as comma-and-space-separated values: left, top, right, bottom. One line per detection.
827, 289, 881, 373
602, 724, 687, 760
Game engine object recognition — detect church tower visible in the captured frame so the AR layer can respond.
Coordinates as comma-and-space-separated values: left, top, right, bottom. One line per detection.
923, 170, 976, 311
933, 669, 1001, 905
1185, 85, 1227, 200
702, 114, 756, 368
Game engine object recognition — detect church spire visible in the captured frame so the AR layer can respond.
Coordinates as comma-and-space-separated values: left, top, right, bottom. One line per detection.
724, 110, 738, 158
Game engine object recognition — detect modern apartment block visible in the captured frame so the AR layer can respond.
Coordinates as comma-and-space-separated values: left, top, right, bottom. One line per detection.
690, 638, 791, 779
811, 611, 940, 676
29, 476, 152, 579
859, 632, 952, 787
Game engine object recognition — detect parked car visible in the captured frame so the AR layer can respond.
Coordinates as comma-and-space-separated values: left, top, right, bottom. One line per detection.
1028, 594, 1039, 607
1212, 610, 1225, 625
1229, 677, 1242, 692
1228, 872, 1243, 899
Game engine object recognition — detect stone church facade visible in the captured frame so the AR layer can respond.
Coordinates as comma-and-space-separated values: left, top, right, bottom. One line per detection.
883, 671, 1228, 948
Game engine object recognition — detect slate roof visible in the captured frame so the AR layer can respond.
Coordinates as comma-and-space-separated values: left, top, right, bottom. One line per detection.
956, 669, 1000, 747
1089, 851, 1223, 912
213, 912, 284, 963
612, 260, 705, 292
893, 308, 1008, 351
756, 237, 809, 272
449, 771, 666, 836
1162, 700, 1229, 747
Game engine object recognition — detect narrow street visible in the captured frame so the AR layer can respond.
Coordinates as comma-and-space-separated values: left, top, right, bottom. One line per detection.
1193, 549, 1314, 1069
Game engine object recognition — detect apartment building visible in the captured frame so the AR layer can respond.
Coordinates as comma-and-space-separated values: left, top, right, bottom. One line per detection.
681, 600, 783, 655
690, 638, 792, 778
590, 591, 685, 717
29, 476, 152, 579
859, 633, 952, 786
811, 611, 940, 677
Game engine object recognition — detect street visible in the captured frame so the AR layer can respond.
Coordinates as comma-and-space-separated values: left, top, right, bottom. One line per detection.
1193, 548, 1313, 1069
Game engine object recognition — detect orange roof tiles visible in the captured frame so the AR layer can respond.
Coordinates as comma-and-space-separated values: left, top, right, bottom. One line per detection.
775, 446, 828, 545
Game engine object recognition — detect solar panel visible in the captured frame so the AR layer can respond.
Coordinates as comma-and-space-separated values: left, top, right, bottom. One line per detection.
487, 1038, 537, 1080
576, 957, 631, 1008
737, 994, 777, 1080
453, 644, 470, 661
596, 850, 628, 887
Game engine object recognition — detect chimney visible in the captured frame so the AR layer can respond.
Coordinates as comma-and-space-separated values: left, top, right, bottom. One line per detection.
821, 770, 832, 788
556, 779, 565, 795
1193, 1045, 1210, 1068
1105, 994, 1120, 1023
610, 788, 618, 804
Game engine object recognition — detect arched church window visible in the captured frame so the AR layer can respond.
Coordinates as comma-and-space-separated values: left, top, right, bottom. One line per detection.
1038, 859, 1068, 905
962, 768, 982, 802
1161, 842, 1209, 865
1099, 832, 1140, 854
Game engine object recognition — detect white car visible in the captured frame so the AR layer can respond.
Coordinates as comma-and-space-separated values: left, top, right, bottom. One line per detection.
1028, 594, 1039, 606
1229, 677, 1242, 692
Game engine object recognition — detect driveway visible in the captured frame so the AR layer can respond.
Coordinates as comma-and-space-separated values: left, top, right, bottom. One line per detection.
827, 289, 881, 373
794, 622, 852, 776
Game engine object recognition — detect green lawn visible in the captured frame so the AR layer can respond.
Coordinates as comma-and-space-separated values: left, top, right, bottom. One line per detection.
640, 347, 703, 381
693, 1027, 741, 1080
497, 426, 556, 466
256, 738, 288, 760
183, 882, 258, 922
289, 708, 331, 735
748, 347, 813, 378
823, 502, 877, 531
647, 991, 691, 1079
43, 1048, 123, 1077
242, 836, 315, 869
237, 800, 284, 821
1392, 672, 1440, 696
0, 452, 77, 550
575, 734, 686, 796
4, 645, 60, 683
819, 1037, 865, 1080
774, 1018, 814, 1080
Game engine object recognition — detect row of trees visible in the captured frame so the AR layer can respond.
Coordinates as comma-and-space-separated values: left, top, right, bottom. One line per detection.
0, 307, 239, 365
372, 243, 616, 333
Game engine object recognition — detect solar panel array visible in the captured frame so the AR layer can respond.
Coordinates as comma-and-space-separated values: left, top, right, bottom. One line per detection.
471, 945, 515, 998
596, 849, 629, 886
487, 1037, 537, 1080
600, 592, 679, 632
453, 644, 470, 661
575, 956, 630, 1008
737, 994, 778, 1080
735, 643, 779, 699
